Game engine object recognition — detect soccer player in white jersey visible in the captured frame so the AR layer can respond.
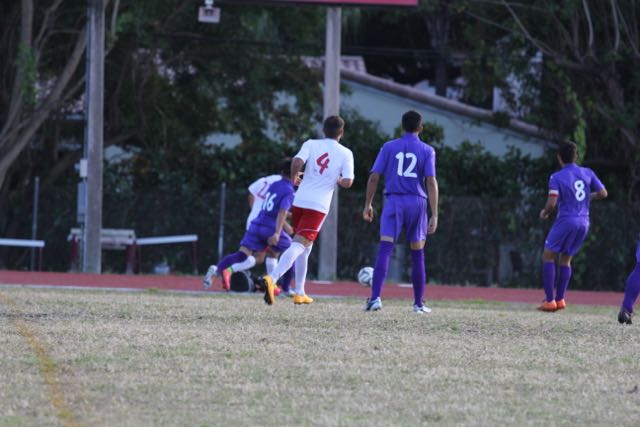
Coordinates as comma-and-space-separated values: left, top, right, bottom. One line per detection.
259, 116, 355, 305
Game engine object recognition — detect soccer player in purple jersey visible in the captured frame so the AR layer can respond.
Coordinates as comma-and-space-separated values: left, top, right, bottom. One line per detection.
203, 158, 295, 293
538, 141, 607, 312
362, 110, 439, 313
618, 236, 640, 324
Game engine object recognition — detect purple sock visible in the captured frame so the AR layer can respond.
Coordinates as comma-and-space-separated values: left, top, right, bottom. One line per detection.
279, 267, 294, 293
622, 263, 640, 312
370, 241, 394, 300
411, 249, 426, 307
217, 251, 247, 272
555, 265, 572, 301
542, 261, 556, 302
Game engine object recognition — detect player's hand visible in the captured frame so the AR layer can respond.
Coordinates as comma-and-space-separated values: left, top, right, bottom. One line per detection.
428, 216, 438, 234
268, 233, 279, 246
362, 206, 374, 222
539, 209, 549, 220
293, 172, 303, 186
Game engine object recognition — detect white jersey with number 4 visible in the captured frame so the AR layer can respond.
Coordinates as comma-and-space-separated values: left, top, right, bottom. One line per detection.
246, 174, 282, 229
293, 138, 355, 214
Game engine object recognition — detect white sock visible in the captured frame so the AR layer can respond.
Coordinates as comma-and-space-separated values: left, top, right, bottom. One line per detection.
265, 257, 277, 275
294, 244, 313, 295
230, 255, 256, 272
270, 242, 305, 282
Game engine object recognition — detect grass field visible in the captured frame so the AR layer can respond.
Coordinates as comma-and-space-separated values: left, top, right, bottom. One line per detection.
1, 287, 639, 427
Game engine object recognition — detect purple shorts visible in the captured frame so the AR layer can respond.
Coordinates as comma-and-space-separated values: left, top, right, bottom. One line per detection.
545, 217, 589, 256
380, 195, 428, 243
636, 241, 640, 263
240, 223, 291, 254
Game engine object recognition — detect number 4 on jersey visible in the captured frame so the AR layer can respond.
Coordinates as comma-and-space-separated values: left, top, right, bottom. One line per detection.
316, 153, 330, 174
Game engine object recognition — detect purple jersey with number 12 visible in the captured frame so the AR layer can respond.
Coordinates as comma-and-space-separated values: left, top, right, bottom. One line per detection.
371, 133, 436, 198
549, 163, 604, 220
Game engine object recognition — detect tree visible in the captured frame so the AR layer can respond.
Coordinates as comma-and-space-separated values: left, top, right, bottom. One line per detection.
0, 1, 326, 265
466, 0, 640, 202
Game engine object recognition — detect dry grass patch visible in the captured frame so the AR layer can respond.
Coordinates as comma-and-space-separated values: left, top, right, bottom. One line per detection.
1, 287, 639, 426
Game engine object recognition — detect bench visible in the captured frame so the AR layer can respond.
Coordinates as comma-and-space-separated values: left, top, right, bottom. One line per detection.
134, 234, 199, 274
68, 228, 136, 272
68, 229, 198, 274
0, 238, 45, 271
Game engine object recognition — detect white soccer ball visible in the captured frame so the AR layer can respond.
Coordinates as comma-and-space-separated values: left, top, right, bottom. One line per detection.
357, 266, 374, 287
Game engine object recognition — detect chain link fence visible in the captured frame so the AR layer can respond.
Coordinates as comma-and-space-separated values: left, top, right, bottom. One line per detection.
3, 183, 638, 292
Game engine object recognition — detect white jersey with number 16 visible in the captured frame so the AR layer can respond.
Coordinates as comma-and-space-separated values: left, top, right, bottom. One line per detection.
292, 138, 354, 214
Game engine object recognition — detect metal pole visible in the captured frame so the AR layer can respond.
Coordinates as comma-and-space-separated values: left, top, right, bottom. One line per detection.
217, 182, 226, 262
83, 0, 105, 273
318, 7, 341, 281
29, 176, 40, 271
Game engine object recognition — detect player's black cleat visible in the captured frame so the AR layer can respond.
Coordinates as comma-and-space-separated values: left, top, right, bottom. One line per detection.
618, 309, 633, 325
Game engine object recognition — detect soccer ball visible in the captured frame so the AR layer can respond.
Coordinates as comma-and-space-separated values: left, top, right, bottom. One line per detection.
357, 266, 374, 287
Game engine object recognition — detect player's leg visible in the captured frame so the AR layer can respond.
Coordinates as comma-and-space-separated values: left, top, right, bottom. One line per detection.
278, 267, 294, 296
409, 240, 430, 313
555, 254, 573, 310
268, 234, 293, 296
293, 242, 313, 303
229, 252, 260, 275
290, 209, 325, 304
406, 196, 430, 313
265, 256, 278, 275
366, 198, 400, 311
555, 221, 588, 310
619, 243, 640, 324
216, 247, 255, 290
539, 248, 558, 311
619, 264, 640, 324
262, 207, 323, 305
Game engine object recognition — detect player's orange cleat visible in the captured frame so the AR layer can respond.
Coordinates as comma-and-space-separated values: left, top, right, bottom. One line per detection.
555, 299, 566, 310
293, 294, 314, 305
537, 300, 558, 312
262, 275, 276, 305
221, 268, 232, 291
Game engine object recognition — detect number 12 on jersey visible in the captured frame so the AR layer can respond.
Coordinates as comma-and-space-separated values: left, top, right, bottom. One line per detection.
395, 152, 417, 177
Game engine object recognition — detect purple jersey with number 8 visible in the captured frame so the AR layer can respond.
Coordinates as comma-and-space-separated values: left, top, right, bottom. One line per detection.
548, 163, 604, 219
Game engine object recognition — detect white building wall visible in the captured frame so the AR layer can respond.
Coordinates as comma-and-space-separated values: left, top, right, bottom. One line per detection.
342, 80, 546, 158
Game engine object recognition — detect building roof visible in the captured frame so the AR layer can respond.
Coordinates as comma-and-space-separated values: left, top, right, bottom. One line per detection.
340, 68, 550, 141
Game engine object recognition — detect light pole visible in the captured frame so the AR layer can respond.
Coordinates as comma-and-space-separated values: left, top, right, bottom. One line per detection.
83, 0, 105, 273
317, 7, 341, 281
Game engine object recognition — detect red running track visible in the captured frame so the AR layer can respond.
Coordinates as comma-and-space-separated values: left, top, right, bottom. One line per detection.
0, 270, 624, 307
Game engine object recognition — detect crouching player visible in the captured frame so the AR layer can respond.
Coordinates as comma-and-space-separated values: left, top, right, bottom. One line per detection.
538, 141, 607, 311
204, 158, 296, 293
618, 236, 640, 324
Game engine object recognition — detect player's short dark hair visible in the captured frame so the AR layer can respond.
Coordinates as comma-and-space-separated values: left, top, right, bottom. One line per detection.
402, 110, 423, 133
277, 157, 292, 176
558, 141, 578, 163
323, 116, 345, 139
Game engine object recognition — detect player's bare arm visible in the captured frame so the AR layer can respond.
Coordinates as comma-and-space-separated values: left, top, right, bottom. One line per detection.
291, 158, 305, 185
269, 208, 288, 246
426, 176, 439, 234
363, 173, 380, 222
337, 176, 353, 188
590, 188, 608, 201
248, 193, 255, 208
539, 195, 558, 220
283, 221, 294, 236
